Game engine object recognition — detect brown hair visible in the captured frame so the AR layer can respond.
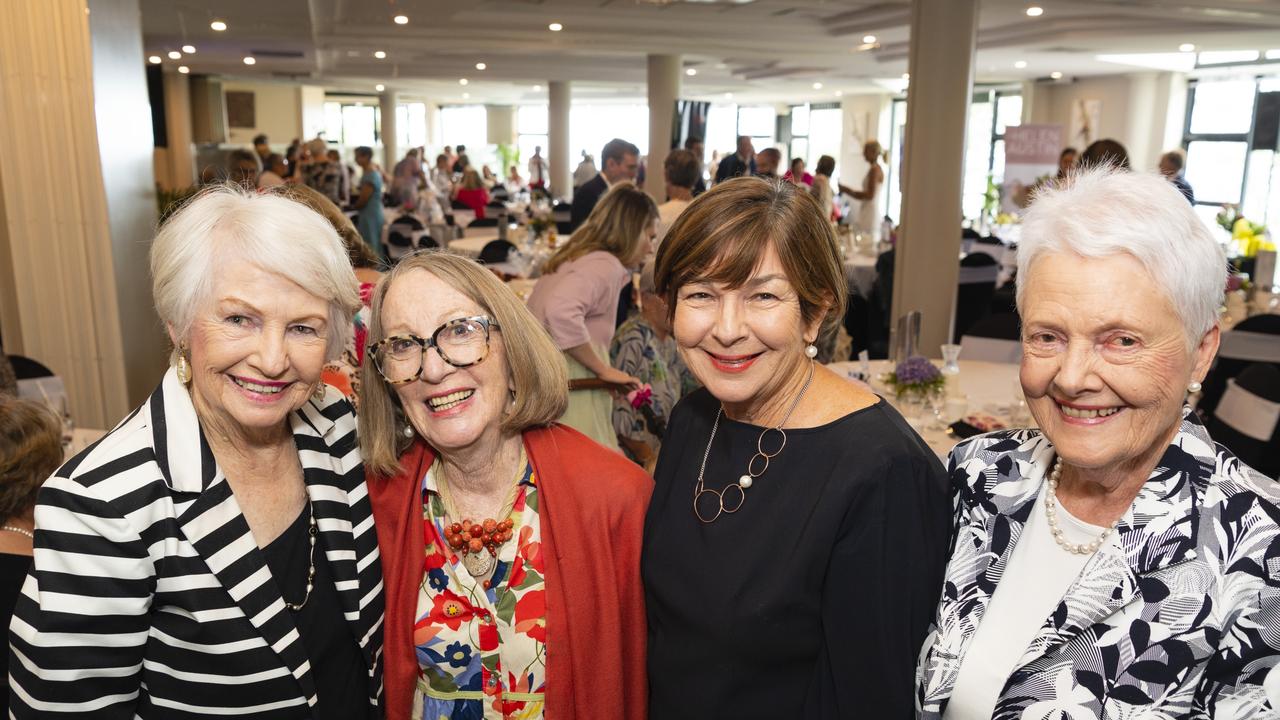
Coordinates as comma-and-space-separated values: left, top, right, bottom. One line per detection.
274, 183, 381, 269
664, 149, 700, 189
0, 396, 63, 523
654, 176, 847, 338
543, 183, 658, 274
358, 251, 569, 476
460, 168, 484, 190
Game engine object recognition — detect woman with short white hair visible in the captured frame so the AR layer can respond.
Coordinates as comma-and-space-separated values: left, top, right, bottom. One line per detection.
916, 167, 1280, 718
10, 186, 385, 719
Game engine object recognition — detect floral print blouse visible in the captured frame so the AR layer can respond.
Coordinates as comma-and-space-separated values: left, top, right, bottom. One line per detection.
413, 455, 547, 720
608, 315, 698, 463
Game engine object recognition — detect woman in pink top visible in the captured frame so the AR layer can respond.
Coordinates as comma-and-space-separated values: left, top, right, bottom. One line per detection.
527, 183, 658, 450
782, 157, 814, 186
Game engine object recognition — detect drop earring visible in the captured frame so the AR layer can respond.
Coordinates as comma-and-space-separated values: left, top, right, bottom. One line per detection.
175, 345, 192, 385
804, 342, 818, 359
313, 383, 327, 401
402, 425, 415, 438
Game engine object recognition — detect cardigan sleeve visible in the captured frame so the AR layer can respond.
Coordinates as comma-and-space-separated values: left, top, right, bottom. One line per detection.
9, 476, 155, 718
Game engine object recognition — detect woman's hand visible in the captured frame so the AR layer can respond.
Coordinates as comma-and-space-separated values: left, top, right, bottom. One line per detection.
598, 367, 643, 390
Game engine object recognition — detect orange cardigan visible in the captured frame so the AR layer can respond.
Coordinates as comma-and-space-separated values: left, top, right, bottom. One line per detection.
368, 424, 651, 720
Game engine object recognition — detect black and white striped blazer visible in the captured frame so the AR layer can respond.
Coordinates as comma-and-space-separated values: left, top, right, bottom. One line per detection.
8, 368, 385, 718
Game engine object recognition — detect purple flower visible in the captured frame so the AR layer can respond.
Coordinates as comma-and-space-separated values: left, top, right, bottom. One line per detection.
894, 356, 941, 384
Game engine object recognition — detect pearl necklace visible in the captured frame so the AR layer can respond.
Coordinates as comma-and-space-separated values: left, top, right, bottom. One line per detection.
1044, 457, 1121, 555
2, 525, 34, 540
283, 504, 318, 612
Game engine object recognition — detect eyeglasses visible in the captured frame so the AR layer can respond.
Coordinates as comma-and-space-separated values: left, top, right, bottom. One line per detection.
367, 316, 500, 385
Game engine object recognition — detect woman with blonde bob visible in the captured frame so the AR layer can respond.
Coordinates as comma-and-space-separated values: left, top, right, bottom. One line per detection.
360, 251, 650, 720
527, 182, 657, 450
10, 185, 385, 718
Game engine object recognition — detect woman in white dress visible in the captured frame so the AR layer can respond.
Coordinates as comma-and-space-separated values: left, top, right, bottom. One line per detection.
847, 141, 885, 241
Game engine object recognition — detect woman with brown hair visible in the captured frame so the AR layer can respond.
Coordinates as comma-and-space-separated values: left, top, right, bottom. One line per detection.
359, 252, 650, 720
526, 182, 657, 450
643, 177, 950, 717
451, 167, 492, 219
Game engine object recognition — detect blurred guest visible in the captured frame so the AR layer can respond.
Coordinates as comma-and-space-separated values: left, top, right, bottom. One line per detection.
507, 164, 525, 189
571, 138, 641, 231
430, 153, 453, 196
227, 148, 261, 191
481, 164, 498, 187
847, 141, 885, 241
684, 135, 707, 195
285, 138, 302, 174
391, 149, 425, 208
303, 138, 344, 205
1056, 146, 1078, 181
528, 144, 548, 189
811, 154, 859, 224
253, 133, 271, 164
0, 340, 15, 395
657, 149, 699, 247
1159, 148, 1195, 204
327, 149, 352, 207
452, 144, 469, 174
443, 145, 456, 169
1080, 138, 1131, 170
452, 168, 492, 219
715, 135, 755, 183
528, 184, 656, 450
610, 262, 697, 468
0, 396, 62, 718
573, 151, 598, 190
259, 153, 288, 189
782, 157, 814, 186
353, 145, 385, 259
754, 148, 782, 179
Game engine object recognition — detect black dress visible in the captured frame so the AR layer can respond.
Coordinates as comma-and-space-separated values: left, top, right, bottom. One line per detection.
2, 552, 34, 718
643, 388, 951, 719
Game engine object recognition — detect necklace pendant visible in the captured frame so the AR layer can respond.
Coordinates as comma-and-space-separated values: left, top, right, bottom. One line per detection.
461, 550, 495, 578
737, 474, 753, 488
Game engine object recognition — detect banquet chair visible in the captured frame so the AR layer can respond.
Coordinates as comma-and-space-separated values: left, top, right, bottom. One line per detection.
954, 253, 999, 343
451, 209, 477, 230
960, 313, 1022, 364
1205, 363, 1280, 478
479, 240, 517, 265
9, 355, 54, 379
11, 355, 69, 421
468, 217, 500, 229
1199, 314, 1280, 418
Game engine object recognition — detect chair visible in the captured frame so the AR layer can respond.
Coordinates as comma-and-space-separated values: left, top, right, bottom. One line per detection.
960, 313, 1022, 363
468, 217, 499, 229
865, 249, 896, 359
954, 253, 999, 343
552, 202, 573, 235
11, 354, 68, 420
387, 215, 426, 262
1206, 363, 1280, 477
450, 199, 473, 211
9, 354, 54, 379
1200, 315, 1280, 418
478, 240, 517, 265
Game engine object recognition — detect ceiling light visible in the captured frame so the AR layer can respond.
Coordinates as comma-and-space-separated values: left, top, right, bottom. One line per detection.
374, 50, 387, 59
178, 66, 189, 74
686, 68, 697, 76
210, 19, 227, 31
862, 35, 877, 44
812, 82, 823, 89
459, 78, 469, 85
548, 22, 563, 31
533, 84, 542, 91
1025, 6, 1043, 17
393, 14, 409, 24
167, 50, 181, 59
1050, 71, 1063, 79
375, 84, 385, 92
724, 92, 733, 99
182, 45, 196, 54
148, 55, 161, 64
476, 62, 487, 70
834, 90, 843, 97
1014, 60, 1027, 68
243, 56, 256, 65
463, 92, 470, 99
1179, 43, 1195, 53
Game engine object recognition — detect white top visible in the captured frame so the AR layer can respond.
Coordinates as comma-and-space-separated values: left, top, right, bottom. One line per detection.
855, 164, 883, 240
656, 198, 691, 247
943, 474, 1112, 720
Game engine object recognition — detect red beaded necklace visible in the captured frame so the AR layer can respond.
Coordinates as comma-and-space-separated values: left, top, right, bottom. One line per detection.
434, 452, 524, 579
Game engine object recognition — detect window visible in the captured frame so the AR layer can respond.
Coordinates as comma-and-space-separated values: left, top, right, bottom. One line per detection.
323, 100, 381, 149
736, 105, 775, 150
569, 104, 649, 163
962, 90, 1021, 220
440, 105, 490, 168
1182, 75, 1280, 228
396, 102, 427, 150
517, 105, 548, 173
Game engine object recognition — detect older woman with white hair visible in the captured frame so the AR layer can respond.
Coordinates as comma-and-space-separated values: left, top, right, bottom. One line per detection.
9, 186, 385, 719
916, 167, 1280, 718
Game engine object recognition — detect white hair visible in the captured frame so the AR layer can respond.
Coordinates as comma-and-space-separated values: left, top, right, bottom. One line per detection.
151, 184, 360, 364
1016, 166, 1225, 347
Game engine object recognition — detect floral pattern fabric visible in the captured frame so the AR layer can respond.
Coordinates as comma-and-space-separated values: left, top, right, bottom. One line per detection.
413, 456, 547, 720
608, 315, 698, 463
916, 409, 1280, 719
320, 281, 373, 406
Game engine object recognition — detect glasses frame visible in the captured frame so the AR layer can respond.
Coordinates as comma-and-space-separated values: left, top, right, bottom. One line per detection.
367, 315, 501, 385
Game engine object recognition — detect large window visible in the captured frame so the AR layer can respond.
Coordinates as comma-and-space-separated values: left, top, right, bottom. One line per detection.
787, 103, 843, 183
569, 104, 649, 164
737, 105, 776, 151
323, 100, 381, 149
396, 102, 427, 150
517, 105, 548, 172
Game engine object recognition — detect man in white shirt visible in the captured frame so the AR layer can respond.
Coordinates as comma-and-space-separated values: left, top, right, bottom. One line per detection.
528, 146, 548, 190
656, 149, 699, 248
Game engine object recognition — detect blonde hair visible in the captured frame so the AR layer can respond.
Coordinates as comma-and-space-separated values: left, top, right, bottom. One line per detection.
359, 252, 569, 475
461, 168, 484, 190
543, 183, 657, 274
0, 396, 63, 523
150, 184, 361, 364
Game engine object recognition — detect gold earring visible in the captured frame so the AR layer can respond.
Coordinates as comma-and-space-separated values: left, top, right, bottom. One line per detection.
175, 346, 192, 385
313, 383, 327, 401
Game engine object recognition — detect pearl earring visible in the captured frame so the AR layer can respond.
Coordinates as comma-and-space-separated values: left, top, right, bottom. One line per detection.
1188, 381, 1202, 394
804, 343, 818, 359
402, 425, 414, 438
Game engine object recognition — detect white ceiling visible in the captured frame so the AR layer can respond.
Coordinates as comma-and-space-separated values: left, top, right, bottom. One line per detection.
139, 0, 1280, 104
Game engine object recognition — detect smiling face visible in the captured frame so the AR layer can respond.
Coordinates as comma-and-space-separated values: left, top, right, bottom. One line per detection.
1019, 252, 1217, 474
673, 243, 821, 418
182, 259, 330, 443
380, 269, 512, 455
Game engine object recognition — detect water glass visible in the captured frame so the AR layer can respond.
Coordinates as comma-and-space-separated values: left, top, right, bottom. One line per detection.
940, 344, 962, 375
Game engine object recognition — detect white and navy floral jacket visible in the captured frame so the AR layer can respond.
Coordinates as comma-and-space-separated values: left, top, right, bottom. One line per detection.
916, 410, 1280, 719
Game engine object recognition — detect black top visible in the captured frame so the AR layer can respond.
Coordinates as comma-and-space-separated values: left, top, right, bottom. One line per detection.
569, 173, 607, 232
643, 388, 951, 719
2, 552, 34, 717
261, 506, 369, 720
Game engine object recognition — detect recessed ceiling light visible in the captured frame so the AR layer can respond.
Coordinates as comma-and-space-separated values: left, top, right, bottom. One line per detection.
533, 84, 542, 91
374, 50, 387, 59
862, 34, 877, 44
393, 14, 409, 24
812, 82, 823, 89
463, 92, 470, 99
1026, 6, 1043, 16
834, 90, 843, 97
243, 56, 256, 65
167, 51, 181, 60
1050, 71, 1063, 79
178, 66, 189, 74
1014, 60, 1027, 68
1179, 43, 1196, 53
548, 22, 563, 31
148, 55, 161, 64
476, 62, 487, 70
182, 45, 196, 54
459, 78, 469, 85
375, 84, 385, 92
724, 92, 734, 99
686, 68, 697, 76
210, 19, 227, 31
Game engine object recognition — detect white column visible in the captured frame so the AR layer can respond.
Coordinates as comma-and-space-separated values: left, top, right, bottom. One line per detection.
891, 0, 979, 352
645, 54, 681, 202
380, 91, 398, 171
548, 81, 571, 197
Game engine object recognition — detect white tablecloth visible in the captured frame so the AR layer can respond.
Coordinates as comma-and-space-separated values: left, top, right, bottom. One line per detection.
844, 253, 878, 298
448, 234, 498, 258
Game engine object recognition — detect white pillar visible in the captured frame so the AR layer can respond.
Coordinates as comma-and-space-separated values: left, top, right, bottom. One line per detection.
548, 81, 571, 197
892, 0, 979, 351
645, 54, 681, 202
380, 91, 398, 171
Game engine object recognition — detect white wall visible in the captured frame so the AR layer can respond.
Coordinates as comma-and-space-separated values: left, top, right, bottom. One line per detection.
222, 80, 303, 146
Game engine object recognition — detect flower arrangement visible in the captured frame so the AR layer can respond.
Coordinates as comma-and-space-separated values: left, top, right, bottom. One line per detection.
526, 207, 554, 237
1217, 204, 1273, 259
885, 356, 946, 399
625, 384, 666, 438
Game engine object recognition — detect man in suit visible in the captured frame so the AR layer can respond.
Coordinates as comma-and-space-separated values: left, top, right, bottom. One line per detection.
685, 135, 708, 196
715, 135, 756, 184
570, 138, 640, 231
754, 148, 781, 179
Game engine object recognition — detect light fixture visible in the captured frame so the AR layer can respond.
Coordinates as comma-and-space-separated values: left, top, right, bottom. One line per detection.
476, 62, 487, 70
393, 14, 409, 24
862, 34, 877, 44
834, 90, 843, 97
548, 22, 563, 31
210, 19, 227, 31
182, 45, 196, 54
459, 78, 469, 85
1050, 71, 1063, 79
1179, 43, 1196, 53
724, 92, 734, 99
812, 82, 823, 89
374, 50, 387, 59
178, 66, 190, 74
148, 55, 161, 64
167, 50, 182, 60
1014, 60, 1027, 68
463, 92, 470, 99
375, 83, 385, 92
533, 84, 542, 91
686, 68, 697, 76
243, 56, 256, 65
1026, 6, 1043, 16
